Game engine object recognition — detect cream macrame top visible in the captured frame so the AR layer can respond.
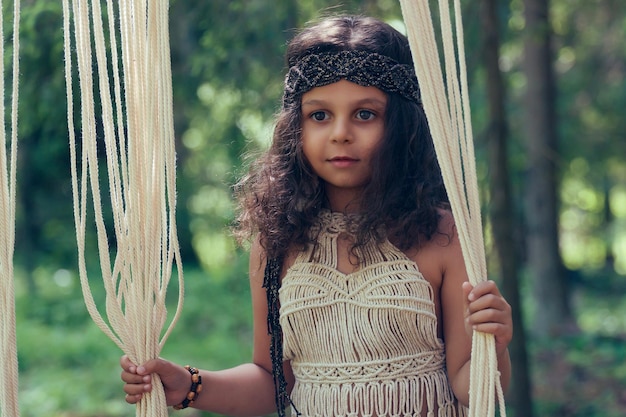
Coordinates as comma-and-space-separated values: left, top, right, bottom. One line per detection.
279, 211, 468, 417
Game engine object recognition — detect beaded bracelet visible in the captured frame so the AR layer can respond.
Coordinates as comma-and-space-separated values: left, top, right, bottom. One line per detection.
173, 365, 203, 410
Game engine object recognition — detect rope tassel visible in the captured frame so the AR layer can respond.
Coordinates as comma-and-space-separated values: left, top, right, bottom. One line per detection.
398, 1, 507, 416
0, 1, 21, 415
62, 1, 183, 416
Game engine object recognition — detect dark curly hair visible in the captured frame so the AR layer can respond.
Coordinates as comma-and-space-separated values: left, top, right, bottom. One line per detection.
234, 15, 448, 259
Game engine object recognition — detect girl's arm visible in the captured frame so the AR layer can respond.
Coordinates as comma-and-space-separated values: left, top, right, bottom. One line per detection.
439, 215, 512, 407
120, 238, 294, 416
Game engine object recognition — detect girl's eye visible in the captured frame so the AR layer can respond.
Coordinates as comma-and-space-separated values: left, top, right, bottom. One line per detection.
356, 110, 375, 120
310, 111, 328, 121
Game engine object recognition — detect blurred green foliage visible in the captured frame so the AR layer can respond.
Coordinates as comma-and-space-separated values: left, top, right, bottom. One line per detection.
4, 0, 626, 416
15, 263, 254, 417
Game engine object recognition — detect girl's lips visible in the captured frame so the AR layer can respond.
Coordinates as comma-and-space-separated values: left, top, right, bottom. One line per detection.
329, 156, 359, 167
330, 156, 357, 161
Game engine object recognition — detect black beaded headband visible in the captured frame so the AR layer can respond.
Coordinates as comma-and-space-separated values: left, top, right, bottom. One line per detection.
283, 49, 422, 107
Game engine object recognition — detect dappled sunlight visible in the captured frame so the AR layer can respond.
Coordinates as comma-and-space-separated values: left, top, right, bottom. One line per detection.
609, 185, 626, 218
192, 232, 237, 273
613, 234, 626, 274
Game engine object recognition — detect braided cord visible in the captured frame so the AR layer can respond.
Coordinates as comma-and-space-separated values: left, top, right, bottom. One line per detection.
62, 1, 183, 415
398, 1, 506, 416
0, 1, 21, 416
263, 256, 302, 417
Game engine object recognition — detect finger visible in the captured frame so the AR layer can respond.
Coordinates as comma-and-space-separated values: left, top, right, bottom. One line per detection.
121, 369, 151, 384
468, 280, 501, 301
134, 357, 170, 377
120, 355, 139, 374
123, 378, 152, 395
471, 321, 508, 336
467, 307, 513, 342
125, 393, 143, 404
472, 321, 513, 348
467, 306, 508, 325
467, 293, 509, 315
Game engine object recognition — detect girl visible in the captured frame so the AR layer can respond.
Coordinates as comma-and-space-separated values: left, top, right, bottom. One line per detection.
121, 15, 512, 417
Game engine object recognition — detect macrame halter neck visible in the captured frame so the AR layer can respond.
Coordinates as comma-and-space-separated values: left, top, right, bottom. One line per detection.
278, 211, 467, 417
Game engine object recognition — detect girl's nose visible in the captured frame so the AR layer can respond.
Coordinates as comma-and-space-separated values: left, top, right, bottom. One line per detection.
330, 118, 353, 143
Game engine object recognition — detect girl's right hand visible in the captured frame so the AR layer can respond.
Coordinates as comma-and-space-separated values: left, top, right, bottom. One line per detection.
120, 355, 190, 406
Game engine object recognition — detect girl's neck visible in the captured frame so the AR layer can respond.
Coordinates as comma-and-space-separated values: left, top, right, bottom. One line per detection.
324, 185, 365, 214
325, 194, 363, 214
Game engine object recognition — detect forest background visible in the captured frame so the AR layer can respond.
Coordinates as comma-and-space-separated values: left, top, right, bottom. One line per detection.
4, 0, 625, 416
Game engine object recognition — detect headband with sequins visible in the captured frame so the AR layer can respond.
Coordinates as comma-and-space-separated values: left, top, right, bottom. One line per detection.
283, 49, 421, 107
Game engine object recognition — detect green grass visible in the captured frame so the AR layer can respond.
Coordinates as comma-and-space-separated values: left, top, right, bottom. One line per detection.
15, 258, 254, 417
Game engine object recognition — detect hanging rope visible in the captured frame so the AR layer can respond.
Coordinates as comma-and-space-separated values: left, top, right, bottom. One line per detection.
0, 1, 21, 416
62, 1, 183, 416
398, 1, 506, 416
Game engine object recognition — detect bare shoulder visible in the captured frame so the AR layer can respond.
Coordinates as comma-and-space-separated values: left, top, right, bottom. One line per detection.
409, 209, 459, 260
403, 209, 458, 288
248, 237, 299, 287
248, 237, 267, 286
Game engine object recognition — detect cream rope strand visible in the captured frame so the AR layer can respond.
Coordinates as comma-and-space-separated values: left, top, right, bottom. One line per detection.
0, 1, 20, 416
398, 1, 506, 416
62, 1, 183, 416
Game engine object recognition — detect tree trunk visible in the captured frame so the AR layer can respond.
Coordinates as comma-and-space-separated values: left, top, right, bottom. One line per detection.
480, 1, 534, 416
522, 0, 574, 337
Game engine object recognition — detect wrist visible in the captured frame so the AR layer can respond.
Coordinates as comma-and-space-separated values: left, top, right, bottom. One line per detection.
173, 365, 203, 410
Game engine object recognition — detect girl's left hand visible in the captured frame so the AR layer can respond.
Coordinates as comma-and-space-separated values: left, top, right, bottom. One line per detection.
462, 280, 512, 356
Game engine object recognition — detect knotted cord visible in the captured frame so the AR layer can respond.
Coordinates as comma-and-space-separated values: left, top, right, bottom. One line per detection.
62, 1, 183, 416
398, 1, 506, 416
0, 1, 20, 416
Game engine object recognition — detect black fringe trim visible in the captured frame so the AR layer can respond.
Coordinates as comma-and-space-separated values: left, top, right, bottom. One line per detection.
263, 256, 300, 417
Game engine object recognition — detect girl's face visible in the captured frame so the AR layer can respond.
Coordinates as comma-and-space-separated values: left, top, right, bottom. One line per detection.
301, 80, 387, 211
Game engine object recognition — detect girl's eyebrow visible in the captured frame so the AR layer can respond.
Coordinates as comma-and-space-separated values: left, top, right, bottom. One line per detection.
301, 97, 387, 108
